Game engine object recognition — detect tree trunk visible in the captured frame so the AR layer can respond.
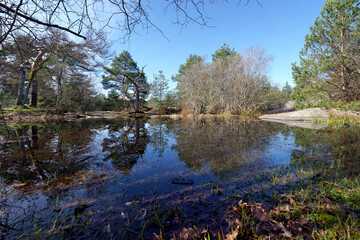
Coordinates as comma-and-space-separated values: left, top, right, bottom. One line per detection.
27, 50, 46, 106
29, 77, 38, 107
19, 50, 46, 106
340, 13, 348, 102
135, 87, 140, 112
22, 80, 31, 105
16, 128, 27, 162
30, 125, 39, 149
15, 65, 26, 105
55, 68, 63, 110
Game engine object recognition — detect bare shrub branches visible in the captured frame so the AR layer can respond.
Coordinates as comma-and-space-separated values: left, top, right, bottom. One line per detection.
178, 46, 273, 114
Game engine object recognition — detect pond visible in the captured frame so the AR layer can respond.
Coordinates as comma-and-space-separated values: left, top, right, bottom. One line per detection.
0, 116, 359, 239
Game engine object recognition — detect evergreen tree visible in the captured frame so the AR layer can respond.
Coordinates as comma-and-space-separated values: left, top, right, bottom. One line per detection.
102, 51, 149, 112
173, 54, 204, 83
292, 0, 360, 105
212, 43, 237, 62
151, 70, 169, 108
282, 81, 293, 99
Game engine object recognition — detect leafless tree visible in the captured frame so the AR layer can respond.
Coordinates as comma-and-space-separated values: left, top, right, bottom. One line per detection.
0, 0, 258, 45
178, 46, 273, 114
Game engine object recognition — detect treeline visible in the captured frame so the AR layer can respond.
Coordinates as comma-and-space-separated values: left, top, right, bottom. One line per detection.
0, 33, 292, 114
101, 44, 292, 115
97, 0, 360, 113
2, 0, 359, 114
160, 44, 291, 114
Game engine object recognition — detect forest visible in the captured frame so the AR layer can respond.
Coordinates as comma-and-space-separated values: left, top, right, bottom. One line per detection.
1, 0, 359, 115
0, 37, 293, 114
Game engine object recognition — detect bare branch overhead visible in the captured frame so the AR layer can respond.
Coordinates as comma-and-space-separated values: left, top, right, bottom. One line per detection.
0, 0, 259, 44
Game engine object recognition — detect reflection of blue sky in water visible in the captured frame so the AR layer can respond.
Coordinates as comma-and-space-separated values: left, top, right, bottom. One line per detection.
0, 119, 307, 187
0, 118, 338, 239
263, 132, 301, 168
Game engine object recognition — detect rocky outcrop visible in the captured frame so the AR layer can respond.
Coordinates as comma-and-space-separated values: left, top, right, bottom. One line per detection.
260, 108, 329, 121
267, 100, 296, 113
260, 107, 360, 122
258, 119, 328, 129
329, 109, 360, 118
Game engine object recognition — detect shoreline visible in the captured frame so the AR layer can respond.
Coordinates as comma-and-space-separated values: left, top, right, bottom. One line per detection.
2, 107, 360, 124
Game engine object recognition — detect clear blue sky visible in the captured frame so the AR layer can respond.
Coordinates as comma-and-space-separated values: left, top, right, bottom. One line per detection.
107, 0, 326, 90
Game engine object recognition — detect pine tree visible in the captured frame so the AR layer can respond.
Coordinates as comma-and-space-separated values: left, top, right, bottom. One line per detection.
292, 0, 360, 105
102, 51, 149, 112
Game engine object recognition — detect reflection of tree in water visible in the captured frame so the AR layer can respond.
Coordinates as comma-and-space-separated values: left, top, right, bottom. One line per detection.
147, 118, 178, 157
173, 117, 283, 176
0, 121, 100, 184
102, 118, 150, 175
290, 127, 360, 177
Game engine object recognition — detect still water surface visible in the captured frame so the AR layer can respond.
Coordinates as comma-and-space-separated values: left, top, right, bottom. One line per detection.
0, 117, 352, 239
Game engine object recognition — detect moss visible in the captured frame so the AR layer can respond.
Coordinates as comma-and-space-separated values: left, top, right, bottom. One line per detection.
316, 212, 338, 229
4, 105, 52, 112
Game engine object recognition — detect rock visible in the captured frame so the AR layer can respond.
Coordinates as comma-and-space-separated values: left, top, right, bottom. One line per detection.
260, 108, 329, 121
267, 100, 296, 113
259, 119, 328, 129
171, 179, 194, 185
329, 109, 360, 118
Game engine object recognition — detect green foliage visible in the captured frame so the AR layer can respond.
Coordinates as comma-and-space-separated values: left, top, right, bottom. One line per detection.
0, 88, 16, 108
1, 33, 105, 112
174, 54, 204, 82
281, 81, 293, 98
163, 90, 178, 108
292, 0, 360, 105
211, 43, 237, 62
56, 77, 95, 112
96, 91, 128, 111
102, 51, 143, 91
300, 100, 360, 111
4, 105, 50, 112
151, 70, 169, 108
261, 85, 293, 111
102, 51, 149, 112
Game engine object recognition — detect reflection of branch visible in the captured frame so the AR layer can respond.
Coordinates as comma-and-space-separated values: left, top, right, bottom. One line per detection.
0, 222, 17, 231
0, 104, 10, 147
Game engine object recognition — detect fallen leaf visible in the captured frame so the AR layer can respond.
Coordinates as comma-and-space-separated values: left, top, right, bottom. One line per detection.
225, 225, 239, 240
298, 216, 310, 225
325, 203, 333, 211
9, 183, 26, 188
279, 222, 292, 238
279, 204, 290, 212
272, 207, 280, 215
62, 200, 80, 208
